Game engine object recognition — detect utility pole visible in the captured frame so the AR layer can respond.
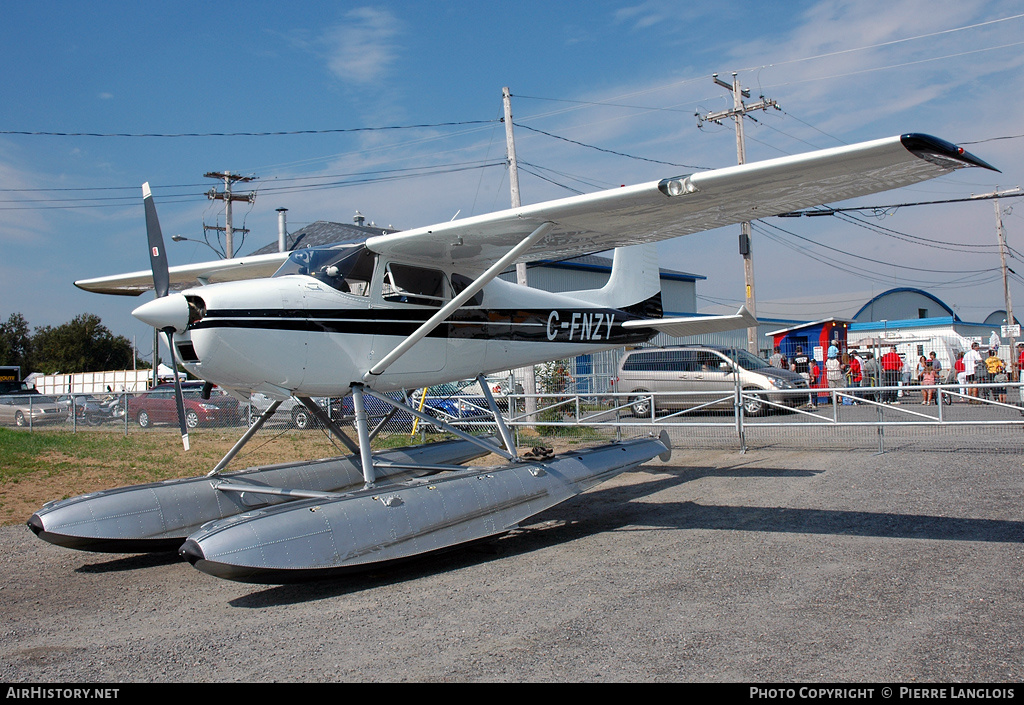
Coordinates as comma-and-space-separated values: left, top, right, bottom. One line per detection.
697, 72, 778, 353
502, 86, 537, 423
980, 187, 1024, 368
204, 171, 256, 259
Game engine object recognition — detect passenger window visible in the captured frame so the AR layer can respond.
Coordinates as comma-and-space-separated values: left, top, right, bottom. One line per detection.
383, 264, 447, 307
696, 353, 720, 371
451, 274, 483, 306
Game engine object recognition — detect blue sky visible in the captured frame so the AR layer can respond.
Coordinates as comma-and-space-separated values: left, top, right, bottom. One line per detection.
2, 1, 1023, 360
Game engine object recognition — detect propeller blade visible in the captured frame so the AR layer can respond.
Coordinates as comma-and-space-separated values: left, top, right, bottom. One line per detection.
164, 330, 190, 451
143, 182, 170, 299
140, 183, 189, 451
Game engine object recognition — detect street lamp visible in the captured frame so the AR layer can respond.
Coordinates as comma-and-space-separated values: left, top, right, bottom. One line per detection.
171, 234, 225, 259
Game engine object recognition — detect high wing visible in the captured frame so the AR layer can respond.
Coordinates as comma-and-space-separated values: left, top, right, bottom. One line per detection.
75, 133, 994, 295
365, 134, 995, 271
75, 251, 290, 296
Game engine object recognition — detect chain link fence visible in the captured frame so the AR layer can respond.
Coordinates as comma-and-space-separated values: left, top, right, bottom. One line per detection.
7, 338, 1024, 457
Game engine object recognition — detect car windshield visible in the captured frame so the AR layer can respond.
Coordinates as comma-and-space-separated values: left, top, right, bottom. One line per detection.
273, 244, 375, 295
427, 383, 461, 396
719, 348, 772, 370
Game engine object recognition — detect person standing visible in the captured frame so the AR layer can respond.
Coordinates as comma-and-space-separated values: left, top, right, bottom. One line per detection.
792, 346, 813, 408
809, 358, 823, 408
921, 362, 938, 405
1017, 342, 1024, 403
955, 351, 967, 399
881, 346, 902, 403
862, 352, 881, 402
848, 353, 863, 402
963, 342, 983, 401
769, 346, 785, 369
985, 349, 1008, 403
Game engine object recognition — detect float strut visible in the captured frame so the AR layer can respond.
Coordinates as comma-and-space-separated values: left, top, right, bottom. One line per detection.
207, 400, 282, 476
477, 374, 518, 460
351, 384, 377, 485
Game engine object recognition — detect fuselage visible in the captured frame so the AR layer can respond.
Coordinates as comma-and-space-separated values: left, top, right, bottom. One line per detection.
144, 245, 657, 398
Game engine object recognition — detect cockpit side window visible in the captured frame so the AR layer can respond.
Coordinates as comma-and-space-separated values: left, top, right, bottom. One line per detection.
319, 247, 374, 295
273, 245, 374, 295
382, 263, 447, 307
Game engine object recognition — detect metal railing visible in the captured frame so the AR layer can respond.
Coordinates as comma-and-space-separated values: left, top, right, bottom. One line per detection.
7, 379, 1024, 455
491, 379, 1024, 453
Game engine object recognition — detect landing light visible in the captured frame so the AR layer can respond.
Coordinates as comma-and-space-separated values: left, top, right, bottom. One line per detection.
658, 175, 697, 197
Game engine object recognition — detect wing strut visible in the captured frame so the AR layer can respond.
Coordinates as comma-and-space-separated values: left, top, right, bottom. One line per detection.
362, 221, 555, 384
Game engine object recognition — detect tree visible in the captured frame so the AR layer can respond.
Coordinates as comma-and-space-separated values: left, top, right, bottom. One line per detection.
31, 313, 136, 374
0, 313, 33, 371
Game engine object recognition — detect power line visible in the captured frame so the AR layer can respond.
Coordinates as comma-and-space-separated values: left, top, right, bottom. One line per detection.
734, 13, 1024, 74
511, 122, 708, 169
780, 190, 1024, 218
0, 161, 506, 211
757, 219, 999, 275
0, 120, 499, 138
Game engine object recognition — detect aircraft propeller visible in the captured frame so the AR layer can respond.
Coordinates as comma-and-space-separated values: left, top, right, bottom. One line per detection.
140, 182, 191, 451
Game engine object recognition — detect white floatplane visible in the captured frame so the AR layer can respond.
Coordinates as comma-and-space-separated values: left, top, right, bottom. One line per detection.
29, 134, 995, 582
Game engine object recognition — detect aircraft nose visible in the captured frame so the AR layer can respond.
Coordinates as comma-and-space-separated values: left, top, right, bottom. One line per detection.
132, 293, 190, 332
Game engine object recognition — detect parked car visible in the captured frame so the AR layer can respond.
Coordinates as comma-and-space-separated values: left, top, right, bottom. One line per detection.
250, 382, 495, 435
0, 392, 69, 427
128, 382, 242, 429
54, 394, 108, 426
335, 382, 492, 434
616, 345, 808, 416
248, 393, 344, 430
412, 381, 492, 428
479, 374, 524, 411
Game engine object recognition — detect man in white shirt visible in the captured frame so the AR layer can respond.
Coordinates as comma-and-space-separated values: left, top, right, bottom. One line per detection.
963, 342, 983, 399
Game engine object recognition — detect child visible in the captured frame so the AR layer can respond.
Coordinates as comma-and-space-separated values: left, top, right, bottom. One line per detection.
921, 362, 937, 405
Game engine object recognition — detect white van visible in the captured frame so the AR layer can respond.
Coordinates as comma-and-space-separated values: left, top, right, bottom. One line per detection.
616, 345, 809, 416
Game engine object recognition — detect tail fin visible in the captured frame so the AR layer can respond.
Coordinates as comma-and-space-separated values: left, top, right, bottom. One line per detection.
563, 243, 661, 314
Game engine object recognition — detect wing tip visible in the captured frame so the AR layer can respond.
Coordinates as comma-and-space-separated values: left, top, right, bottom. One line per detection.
900, 133, 999, 173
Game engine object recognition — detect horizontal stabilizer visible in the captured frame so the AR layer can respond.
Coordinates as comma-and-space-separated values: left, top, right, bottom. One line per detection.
622, 306, 757, 338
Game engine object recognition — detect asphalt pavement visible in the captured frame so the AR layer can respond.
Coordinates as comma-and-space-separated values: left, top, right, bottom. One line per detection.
1, 434, 1022, 683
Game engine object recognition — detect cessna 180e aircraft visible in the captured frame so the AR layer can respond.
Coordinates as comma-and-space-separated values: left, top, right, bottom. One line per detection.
29, 133, 995, 583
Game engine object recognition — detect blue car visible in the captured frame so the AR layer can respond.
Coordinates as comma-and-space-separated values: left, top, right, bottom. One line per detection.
339, 383, 492, 433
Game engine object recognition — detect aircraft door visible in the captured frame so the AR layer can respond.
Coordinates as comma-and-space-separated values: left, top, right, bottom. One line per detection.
370, 262, 448, 378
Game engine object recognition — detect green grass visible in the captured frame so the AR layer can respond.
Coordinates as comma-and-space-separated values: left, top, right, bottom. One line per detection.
0, 428, 191, 485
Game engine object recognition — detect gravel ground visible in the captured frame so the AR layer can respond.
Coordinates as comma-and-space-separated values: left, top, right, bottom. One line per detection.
2, 434, 1022, 683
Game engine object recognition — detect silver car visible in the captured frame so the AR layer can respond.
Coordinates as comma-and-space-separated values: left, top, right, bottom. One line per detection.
0, 393, 70, 427
616, 345, 808, 416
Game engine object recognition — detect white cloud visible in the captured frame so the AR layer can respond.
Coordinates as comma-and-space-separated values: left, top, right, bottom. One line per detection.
322, 7, 403, 86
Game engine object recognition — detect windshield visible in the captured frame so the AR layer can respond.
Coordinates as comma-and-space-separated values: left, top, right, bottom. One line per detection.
720, 347, 772, 370
273, 244, 375, 295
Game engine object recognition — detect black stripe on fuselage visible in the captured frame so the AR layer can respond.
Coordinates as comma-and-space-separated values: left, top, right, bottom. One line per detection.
189, 307, 656, 345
